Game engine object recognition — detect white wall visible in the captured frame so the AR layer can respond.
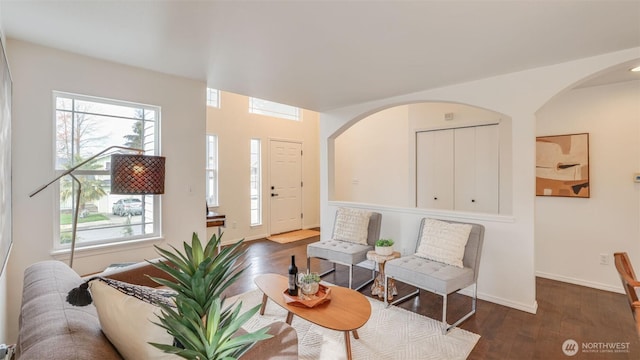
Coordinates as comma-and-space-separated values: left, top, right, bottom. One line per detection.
206, 91, 320, 244
320, 47, 640, 314
334, 105, 410, 207
6, 39, 206, 342
536, 80, 640, 292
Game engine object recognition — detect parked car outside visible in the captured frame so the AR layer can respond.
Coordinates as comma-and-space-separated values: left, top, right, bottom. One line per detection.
112, 198, 143, 216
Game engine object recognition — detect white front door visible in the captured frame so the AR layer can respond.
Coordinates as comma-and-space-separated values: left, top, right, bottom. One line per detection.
270, 140, 303, 235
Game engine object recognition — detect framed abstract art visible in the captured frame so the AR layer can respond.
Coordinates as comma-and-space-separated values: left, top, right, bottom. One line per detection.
536, 133, 590, 198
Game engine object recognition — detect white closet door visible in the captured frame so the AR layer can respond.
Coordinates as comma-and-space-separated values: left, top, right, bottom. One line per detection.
454, 125, 499, 213
416, 130, 454, 210
473, 125, 499, 213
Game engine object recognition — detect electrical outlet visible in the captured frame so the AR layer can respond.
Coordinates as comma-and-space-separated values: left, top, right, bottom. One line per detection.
600, 253, 609, 265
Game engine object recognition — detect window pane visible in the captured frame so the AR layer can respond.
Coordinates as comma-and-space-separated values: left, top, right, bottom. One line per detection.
206, 88, 220, 108
250, 139, 261, 225
249, 97, 300, 121
54, 92, 161, 249
206, 134, 218, 207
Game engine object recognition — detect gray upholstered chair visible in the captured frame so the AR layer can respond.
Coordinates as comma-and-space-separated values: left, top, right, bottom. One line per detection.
306, 207, 382, 290
384, 218, 484, 334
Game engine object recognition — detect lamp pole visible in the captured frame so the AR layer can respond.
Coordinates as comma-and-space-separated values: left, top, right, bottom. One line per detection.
30, 145, 144, 268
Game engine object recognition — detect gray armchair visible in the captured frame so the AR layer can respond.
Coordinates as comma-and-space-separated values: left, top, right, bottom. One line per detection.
384, 218, 484, 334
306, 207, 382, 290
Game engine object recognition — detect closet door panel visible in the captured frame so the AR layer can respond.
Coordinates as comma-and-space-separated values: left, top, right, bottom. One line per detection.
473, 125, 499, 213
416, 130, 454, 210
454, 127, 476, 211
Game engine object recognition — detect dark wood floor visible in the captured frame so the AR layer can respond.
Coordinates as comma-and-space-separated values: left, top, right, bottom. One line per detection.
223, 236, 640, 359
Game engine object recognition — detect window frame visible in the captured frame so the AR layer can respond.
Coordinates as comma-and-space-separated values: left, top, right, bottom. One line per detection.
52, 91, 162, 251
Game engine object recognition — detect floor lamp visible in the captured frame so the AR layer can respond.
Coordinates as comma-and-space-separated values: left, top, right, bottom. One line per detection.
30, 145, 165, 268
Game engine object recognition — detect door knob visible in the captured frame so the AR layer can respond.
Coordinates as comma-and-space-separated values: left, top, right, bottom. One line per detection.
271, 193, 279, 197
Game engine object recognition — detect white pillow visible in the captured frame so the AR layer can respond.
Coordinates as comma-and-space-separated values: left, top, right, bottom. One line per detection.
89, 280, 180, 360
415, 218, 472, 268
332, 207, 372, 245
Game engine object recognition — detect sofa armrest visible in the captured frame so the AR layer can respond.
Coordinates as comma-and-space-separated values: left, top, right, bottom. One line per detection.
239, 321, 298, 360
86, 258, 174, 287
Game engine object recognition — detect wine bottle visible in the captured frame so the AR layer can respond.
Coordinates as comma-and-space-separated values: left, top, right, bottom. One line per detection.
288, 255, 298, 296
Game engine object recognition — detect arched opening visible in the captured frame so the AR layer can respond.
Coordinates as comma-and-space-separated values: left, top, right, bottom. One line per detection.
330, 101, 513, 215
535, 59, 640, 292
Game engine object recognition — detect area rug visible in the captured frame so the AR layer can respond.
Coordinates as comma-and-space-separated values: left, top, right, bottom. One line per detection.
267, 229, 321, 244
229, 288, 480, 360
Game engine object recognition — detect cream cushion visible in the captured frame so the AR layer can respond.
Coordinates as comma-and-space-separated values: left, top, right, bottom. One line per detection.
89, 280, 179, 360
332, 207, 372, 245
415, 218, 472, 268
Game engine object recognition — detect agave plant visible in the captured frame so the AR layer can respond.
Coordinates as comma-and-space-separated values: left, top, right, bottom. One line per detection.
148, 232, 271, 360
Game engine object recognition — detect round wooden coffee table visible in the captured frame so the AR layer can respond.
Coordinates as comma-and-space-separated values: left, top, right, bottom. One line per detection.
254, 273, 371, 360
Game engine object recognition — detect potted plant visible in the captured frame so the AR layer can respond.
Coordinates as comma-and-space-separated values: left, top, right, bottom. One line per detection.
375, 238, 395, 256
148, 232, 272, 360
296, 271, 321, 296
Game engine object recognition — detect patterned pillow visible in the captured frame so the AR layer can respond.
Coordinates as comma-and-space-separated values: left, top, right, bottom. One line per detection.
89, 279, 179, 360
415, 218, 472, 268
332, 207, 372, 245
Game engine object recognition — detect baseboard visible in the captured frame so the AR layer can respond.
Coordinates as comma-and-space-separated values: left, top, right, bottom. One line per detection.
477, 291, 538, 314
221, 233, 269, 247
535, 271, 624, 294
452, 287, 538, 314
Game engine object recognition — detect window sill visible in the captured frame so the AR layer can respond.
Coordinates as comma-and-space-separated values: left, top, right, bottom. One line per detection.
50, 236, 165, 262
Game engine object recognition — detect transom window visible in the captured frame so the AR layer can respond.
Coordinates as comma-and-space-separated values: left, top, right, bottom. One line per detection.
54, 92, 161, 249
249, 97, 300, 121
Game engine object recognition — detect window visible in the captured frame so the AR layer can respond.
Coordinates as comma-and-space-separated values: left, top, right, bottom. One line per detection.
54, 92, 161, 249
206, 88, 220, 108
249, 97, 300, 121
250, 139, 262, 226
206, 134, 219, 207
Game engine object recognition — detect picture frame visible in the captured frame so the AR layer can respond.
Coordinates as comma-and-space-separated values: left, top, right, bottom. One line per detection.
536, 133, 589, 198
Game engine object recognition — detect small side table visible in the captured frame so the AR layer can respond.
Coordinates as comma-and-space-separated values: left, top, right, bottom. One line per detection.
366, 250, 401, 301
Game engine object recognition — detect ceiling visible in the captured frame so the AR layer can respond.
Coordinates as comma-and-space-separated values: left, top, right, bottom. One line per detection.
1, 1, 639, 112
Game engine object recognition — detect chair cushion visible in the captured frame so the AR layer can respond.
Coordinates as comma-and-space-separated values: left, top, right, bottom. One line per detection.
307, 239, 373, 265
385, 255, 474, 294
333, 207, 372, 245
415, 218, 472, 268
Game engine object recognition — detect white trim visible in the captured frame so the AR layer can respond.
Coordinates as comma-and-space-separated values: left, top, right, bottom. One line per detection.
536, 271, 624, 294
328, 201, 515, 224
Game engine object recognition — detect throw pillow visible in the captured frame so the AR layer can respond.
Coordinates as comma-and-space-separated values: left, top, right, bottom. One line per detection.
89, 279, 180, 360
332, 207, 372, 245
415, 218, 472, 268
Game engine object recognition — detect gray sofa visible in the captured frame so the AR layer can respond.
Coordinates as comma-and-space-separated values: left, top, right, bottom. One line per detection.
16, 260, 298, 359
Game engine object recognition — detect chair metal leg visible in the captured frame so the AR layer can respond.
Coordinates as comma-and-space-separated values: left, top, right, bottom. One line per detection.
389, 287, 420, 306
309, 257, 337, 277
351, 265, 375, 291
442, 283, 478, 334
